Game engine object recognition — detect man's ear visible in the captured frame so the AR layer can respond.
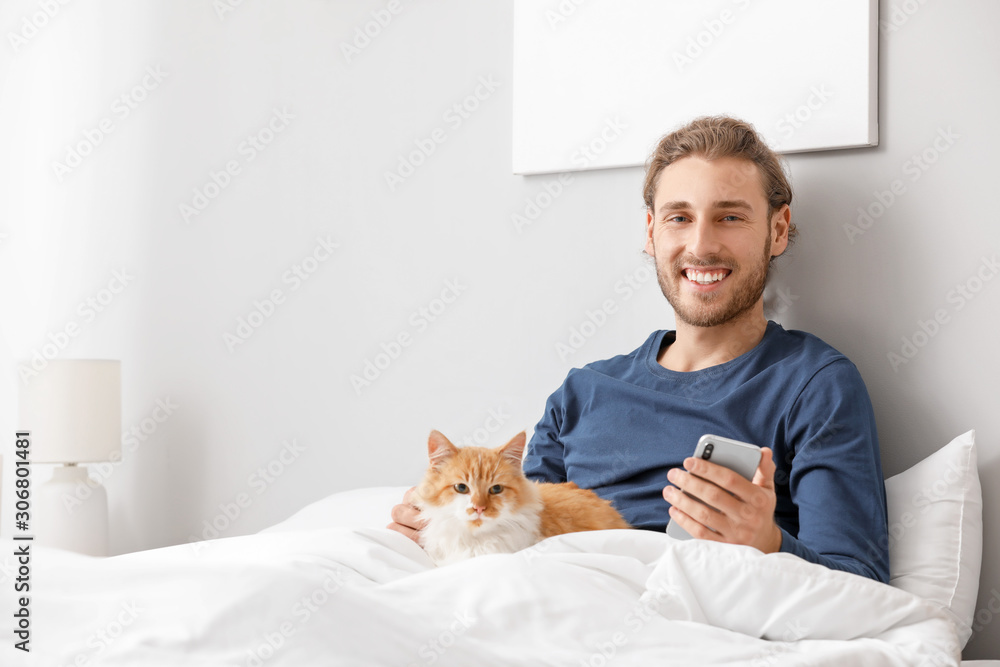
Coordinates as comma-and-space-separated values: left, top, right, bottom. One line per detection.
769, 204, 791, 258
644, 208, 655, 256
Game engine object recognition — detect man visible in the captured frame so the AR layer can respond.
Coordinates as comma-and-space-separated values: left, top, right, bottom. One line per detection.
389, 116, 889, 583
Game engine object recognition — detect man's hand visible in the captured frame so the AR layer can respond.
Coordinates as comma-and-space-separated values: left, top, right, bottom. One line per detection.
386, 486, 427, 544
662, 448, 782, 554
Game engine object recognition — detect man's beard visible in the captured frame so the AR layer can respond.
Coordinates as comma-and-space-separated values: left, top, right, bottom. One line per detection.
653, 234, 771, 328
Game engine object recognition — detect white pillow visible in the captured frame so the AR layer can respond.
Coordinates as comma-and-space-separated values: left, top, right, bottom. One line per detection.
260, 485, 410, 534
884, 429, 982, 647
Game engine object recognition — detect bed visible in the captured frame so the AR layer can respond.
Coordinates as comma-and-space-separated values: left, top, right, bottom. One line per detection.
1, 430, 994, 666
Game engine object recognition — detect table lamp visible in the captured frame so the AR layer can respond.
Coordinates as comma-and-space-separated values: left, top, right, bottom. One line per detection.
18, 359, 121, 556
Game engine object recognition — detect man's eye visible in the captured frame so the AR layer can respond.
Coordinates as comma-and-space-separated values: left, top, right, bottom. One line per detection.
489, 485, 503, 494
454, 484, 469, 493
722, 215, 741, 222
666, 215, 689, 223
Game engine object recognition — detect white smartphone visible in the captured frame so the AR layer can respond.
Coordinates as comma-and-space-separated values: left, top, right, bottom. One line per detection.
665, 434, 762, 540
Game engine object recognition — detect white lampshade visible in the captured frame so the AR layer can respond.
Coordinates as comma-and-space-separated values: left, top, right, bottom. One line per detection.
18, 360, 121, 464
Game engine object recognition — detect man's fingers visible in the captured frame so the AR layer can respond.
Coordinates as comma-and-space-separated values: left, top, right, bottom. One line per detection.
388, 486, 426, 546
753, 448, 776, 489
386, 487, 427, 546
386, 522, 422, 544
670, 467, 743, 512
683, 458, 751, 497
664, 485, 727, 535
681, 476, 728, 513
667, 505, 723, 542
665, 450, 780, 551
391, 502, 426, 529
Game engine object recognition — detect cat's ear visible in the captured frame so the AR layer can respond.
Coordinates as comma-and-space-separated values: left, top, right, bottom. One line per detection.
498, 431, 527, 465
428, 430, 459, 468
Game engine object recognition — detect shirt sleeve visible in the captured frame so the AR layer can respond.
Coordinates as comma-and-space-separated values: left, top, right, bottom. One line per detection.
522, 381, 568, 483
779, 359, 890, 583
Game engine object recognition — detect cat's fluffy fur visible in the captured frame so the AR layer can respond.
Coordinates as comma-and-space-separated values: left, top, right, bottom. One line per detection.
413, 430, 630, 565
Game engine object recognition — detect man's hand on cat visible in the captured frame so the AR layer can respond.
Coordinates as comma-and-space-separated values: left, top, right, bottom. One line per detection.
662, 448, 782, 554
387, 486, 427, 544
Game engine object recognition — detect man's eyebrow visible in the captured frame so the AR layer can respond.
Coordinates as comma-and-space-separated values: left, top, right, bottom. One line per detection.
657, 199, 755, 215
657, 200, 692, 214
714, 199, 754, 212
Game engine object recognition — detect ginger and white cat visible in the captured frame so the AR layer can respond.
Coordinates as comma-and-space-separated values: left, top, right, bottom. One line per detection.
413, 430, 630, 565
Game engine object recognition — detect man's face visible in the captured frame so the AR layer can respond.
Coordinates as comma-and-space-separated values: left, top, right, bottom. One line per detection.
644, 156, 789, 328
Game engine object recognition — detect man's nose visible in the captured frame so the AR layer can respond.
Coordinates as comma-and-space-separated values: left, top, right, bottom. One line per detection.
688, 219, 722, 257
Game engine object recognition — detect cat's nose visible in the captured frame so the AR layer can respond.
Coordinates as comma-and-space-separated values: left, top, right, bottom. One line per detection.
473, 505, 486, 514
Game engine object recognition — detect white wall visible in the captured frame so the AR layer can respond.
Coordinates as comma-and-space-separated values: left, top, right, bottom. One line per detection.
0, 0, 997, 659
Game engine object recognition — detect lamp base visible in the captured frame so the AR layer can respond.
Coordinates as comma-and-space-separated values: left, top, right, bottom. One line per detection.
34, 464, 109, 557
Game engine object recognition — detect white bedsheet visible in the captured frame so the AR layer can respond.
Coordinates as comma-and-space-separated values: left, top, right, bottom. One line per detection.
0, 525, 961, 666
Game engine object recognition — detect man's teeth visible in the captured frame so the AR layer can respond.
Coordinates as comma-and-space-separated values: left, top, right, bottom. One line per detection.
686, 270, 728, 284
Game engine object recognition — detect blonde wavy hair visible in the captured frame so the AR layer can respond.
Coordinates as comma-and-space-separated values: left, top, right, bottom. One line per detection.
642, 115, 797, 245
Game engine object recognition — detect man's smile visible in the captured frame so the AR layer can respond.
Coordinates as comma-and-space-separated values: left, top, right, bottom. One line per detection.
681, 267, 733, 291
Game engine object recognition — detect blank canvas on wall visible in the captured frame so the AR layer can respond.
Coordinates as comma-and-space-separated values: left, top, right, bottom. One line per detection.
513, 0, 878, 175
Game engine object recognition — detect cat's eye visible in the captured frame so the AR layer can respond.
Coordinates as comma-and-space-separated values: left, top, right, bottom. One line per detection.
489, 485, 503, 494
453, 483, 469, 494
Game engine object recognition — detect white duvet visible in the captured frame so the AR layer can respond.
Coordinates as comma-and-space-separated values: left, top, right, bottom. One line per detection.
0, 488, 962, 667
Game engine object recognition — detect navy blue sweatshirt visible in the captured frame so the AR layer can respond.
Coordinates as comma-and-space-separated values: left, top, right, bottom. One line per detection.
522, 321, 890, 583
